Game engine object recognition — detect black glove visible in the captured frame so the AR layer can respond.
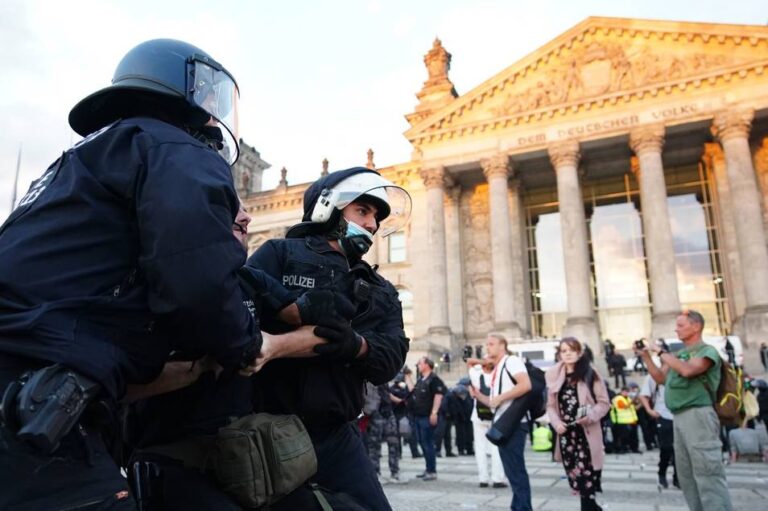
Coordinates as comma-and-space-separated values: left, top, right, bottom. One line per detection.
295, 289, 356, 326
313, 321, 363, 362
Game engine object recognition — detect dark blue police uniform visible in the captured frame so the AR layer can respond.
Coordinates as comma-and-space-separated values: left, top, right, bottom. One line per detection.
247, 234, 408, 511
0, 117, 257, 510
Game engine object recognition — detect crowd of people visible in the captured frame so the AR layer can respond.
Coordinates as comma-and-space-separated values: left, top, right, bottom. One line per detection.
361, 310, 768, 511
1, 38, 767, 511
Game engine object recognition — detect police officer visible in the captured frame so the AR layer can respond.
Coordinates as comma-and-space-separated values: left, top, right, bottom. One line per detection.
124, 205, 338, 510
247, 167, 411, 510
0, 39, 259, 510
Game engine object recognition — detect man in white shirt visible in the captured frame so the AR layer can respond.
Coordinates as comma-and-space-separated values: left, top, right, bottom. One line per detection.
468, 359, 506, 488
471, 334, 532, 511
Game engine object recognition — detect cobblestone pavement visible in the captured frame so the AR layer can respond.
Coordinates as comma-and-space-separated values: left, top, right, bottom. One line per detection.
381, 448, 768, 510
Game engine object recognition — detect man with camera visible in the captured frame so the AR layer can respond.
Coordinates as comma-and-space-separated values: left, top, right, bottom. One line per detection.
470, 334, 532, 511
637, 310, 733, 511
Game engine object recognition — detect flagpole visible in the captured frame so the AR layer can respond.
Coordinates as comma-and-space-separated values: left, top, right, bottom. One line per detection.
10, 144, 21, 210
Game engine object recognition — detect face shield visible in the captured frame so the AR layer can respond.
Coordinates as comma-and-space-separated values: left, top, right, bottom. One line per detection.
311, 172, 412, 237
188, 57, 240, 165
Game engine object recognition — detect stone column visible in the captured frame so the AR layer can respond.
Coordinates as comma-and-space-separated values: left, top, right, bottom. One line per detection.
481, 154, 522, 339
509, 177, 531, 335
548, 141, 600, 352
705, 143, 747, 324
420, 166, 452, 344
712, 108, 768, 367
629, 124, 681, 339
445, 185, 466, 341
754, 138, 768, 236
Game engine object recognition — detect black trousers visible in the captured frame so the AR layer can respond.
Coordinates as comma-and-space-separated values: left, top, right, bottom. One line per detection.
271, 422, 390, 511
454, 418, 473, 454
613, 424, 639, 452
405, 413, 421, 457
656, 418, 676, 480
434, 414, 454, 454
637, 408, 657, 449
1, 367, 133, 511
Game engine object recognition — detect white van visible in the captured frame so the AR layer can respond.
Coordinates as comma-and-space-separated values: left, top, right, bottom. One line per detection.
507, 339, 560, 369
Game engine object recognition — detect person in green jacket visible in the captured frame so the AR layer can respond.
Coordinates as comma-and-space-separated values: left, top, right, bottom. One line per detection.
637, 310, 732, 511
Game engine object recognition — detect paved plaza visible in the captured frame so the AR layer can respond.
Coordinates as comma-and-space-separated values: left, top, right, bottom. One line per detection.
382, 448, 768, 510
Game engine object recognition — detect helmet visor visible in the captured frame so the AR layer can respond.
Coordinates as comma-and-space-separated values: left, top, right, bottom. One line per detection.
336, 185, 412, 237
190, 59, 240, 165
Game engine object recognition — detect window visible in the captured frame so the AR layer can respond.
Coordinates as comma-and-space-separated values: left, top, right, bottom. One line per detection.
388, 231, 406, 263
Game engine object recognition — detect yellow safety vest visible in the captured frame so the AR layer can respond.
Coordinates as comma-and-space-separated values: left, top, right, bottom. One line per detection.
610, 395, 638, 424
532, 425, 553, 451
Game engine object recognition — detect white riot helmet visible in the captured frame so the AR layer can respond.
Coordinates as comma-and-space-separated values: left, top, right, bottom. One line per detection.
288, 167, 412, 257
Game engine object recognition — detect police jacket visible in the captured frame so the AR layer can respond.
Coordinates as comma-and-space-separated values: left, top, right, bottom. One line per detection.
0, 118, 257, 399
247, 234, 409, 429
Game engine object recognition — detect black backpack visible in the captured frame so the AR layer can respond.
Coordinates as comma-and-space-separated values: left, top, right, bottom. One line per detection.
507, 360, 547, 420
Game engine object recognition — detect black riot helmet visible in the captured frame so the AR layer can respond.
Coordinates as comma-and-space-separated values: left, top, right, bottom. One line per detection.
69, 39, 241, 164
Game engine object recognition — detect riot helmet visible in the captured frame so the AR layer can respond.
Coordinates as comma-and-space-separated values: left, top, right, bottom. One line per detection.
287, 167, 412, 259
69, 39, 240, 164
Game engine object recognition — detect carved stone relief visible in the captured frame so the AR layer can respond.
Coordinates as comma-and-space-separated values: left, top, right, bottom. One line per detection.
461, 184, 494, 336
493, 41, 732, 117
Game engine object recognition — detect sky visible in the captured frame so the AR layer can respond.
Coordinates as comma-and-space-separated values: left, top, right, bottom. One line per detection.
1, 0, 766, 221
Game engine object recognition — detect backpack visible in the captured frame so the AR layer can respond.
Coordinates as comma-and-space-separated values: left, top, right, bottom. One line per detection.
704, 360, 744, 426
743, 390, 759, 420
504, 358, 547, 420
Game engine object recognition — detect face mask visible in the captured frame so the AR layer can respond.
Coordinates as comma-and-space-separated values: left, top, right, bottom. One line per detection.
339, 220, 373, 260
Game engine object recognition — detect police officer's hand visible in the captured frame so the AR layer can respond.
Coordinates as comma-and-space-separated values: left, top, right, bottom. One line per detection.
313, 321, 363, 362
296, 289, 356, 327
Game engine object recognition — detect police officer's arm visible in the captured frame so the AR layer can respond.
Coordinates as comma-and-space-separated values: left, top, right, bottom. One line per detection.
244, 242, 307, 332
241, 327, 329, 373
122, 356, 218, 403
139, 143, 257, 369
353, 298, 409, 385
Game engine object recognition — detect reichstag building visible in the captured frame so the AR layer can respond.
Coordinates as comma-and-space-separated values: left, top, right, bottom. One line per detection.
236, 17, 768, 371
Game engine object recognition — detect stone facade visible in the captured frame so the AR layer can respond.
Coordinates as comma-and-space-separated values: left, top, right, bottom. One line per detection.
243, 17, 768, 372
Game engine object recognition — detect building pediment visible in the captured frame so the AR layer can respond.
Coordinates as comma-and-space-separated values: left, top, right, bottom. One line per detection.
405, 17, 768, 150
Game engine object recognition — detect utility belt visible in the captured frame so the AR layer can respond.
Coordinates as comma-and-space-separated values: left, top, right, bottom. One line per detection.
133, 413, 320, 509
0, 357, 104, 454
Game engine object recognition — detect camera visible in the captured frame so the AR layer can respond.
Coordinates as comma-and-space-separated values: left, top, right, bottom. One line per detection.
462, 345, 473, 362
633, 339, 645, 351
656, 338, 670, 353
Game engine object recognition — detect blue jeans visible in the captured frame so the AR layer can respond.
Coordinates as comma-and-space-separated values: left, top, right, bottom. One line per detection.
498, 421, 532, 511
414, 416, 437, 473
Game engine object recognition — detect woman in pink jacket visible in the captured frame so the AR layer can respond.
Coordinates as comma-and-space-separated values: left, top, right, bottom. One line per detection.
546, 337, 610, 511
